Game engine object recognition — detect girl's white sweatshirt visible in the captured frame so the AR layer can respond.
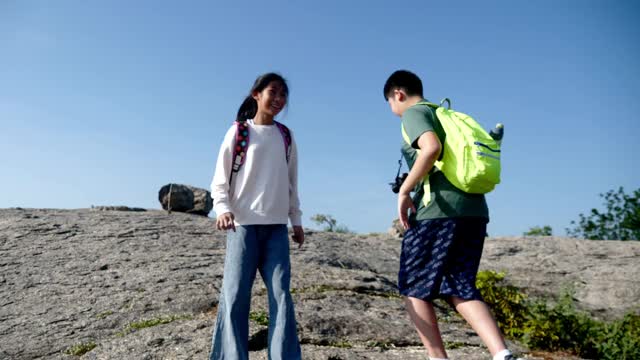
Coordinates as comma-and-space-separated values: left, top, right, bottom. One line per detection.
210, 120, 302, 226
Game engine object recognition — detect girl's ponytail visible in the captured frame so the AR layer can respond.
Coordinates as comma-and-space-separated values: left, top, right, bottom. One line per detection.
236, 95, 258, 122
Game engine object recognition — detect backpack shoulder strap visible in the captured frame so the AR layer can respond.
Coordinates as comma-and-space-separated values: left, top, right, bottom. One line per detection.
230, 120, 250, 184
400, 122, 433, 206
274, 121, 292, 162
401, 98, 451, 206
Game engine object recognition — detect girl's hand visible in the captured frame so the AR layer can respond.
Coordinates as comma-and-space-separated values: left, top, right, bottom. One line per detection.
292, 226, 304, 248
216, 212, 236, 232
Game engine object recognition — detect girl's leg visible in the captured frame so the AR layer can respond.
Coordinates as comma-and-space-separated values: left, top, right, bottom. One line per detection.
258, 224, 301, 360
210, 226, 259, 360
405, 296, 448, 359
450, 296, 507, 357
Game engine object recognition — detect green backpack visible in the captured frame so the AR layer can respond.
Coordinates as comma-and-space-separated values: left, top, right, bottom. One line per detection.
401, 99, 501, 205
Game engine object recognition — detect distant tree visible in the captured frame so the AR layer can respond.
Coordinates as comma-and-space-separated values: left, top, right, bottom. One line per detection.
310, 214, 352, 233
566, 187, 640, 241
524, 225, 552, 236
333, 224, 352, 234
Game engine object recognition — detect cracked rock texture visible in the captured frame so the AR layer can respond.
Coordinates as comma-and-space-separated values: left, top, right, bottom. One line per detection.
1, 208, 638, 359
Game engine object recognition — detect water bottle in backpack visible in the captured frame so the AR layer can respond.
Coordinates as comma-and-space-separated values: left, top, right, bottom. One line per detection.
489, 123, 504, 146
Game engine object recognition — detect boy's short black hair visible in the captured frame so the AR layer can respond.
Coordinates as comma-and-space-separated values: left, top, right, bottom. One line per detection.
383, 70, 423, 100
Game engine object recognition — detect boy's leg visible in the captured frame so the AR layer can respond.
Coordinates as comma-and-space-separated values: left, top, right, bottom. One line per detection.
441, 217, 508, 357
405, 296, 448, 359
399, 219, 458, 359
450, 297, 507, 357
258, 224, 301, 360
210, 226, 259, 360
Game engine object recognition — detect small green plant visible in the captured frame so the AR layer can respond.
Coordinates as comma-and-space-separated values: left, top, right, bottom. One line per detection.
249, 311, 269, 326
64, 341, 97, 356
328, 340, 353, 348
443, 340, 467, 350
290, 284, 335, 294
366, 340, 395, 350
523, 225, 552, 236
118, 314, 192, 336
95, 310, 114, 319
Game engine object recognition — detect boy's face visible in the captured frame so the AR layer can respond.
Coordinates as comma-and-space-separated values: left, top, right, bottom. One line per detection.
386, 89, 406, 117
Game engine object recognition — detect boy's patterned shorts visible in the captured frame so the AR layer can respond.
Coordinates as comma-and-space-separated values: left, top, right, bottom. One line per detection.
398, 217, 487, 301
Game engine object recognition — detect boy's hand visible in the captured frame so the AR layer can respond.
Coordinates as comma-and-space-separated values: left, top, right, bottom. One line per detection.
292, 226, 304, 248
216, 212, 236, 232
398, 193, 416, 230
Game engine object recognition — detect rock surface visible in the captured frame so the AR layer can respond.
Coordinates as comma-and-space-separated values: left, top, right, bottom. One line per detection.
1, 208, 638, 359
91, 206, 147, 212
158, 184, 213, 216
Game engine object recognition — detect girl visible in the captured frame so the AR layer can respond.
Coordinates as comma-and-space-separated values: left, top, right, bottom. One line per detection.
209, 73, 304, 360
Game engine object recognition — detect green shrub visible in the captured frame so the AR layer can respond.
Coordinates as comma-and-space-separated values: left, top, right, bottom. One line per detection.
475, 270, 528, 338
476, 270, 640, 359
595, 313, 640, 360
521, 292, 601, 356
523, 225, 552, 236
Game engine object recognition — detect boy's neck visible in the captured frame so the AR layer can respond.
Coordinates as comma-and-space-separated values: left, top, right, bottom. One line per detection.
253, 112, 275, 125
400, 96, 424, 116
405, 96, 424, 108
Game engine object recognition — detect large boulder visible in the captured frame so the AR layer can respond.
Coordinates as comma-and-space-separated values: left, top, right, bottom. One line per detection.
158, 183, 212, 216
389, 218, 405, 238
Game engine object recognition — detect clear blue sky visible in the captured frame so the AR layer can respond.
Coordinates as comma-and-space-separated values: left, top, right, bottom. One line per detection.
2, 0, 639, 236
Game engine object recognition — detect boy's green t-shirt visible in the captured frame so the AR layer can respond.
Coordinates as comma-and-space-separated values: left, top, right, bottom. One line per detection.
401, 102, 489, 221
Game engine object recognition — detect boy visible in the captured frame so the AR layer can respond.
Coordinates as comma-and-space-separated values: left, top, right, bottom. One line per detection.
383, 70, 520, 360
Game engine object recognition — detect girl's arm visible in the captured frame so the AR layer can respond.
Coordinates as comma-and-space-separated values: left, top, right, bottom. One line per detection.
287, 133, 302, 227
288, 133, 304, 247
211, 126, 235, 217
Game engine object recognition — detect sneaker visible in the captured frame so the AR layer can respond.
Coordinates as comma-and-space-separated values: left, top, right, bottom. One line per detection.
504, 355, 525, 360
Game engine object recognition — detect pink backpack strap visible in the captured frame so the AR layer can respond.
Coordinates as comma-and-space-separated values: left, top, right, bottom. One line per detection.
229, 120, 291, 184
274, 121, 292, 162
229, 121, 249, 184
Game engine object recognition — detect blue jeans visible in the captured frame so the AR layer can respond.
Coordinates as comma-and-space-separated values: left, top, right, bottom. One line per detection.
209, 224, 301, 360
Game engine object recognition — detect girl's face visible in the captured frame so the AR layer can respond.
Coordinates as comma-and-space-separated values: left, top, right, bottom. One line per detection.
253, 81, 287, 117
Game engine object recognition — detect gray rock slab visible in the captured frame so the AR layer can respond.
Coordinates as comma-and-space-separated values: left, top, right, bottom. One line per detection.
481, 236, 640, 319
2, 209, 635, 359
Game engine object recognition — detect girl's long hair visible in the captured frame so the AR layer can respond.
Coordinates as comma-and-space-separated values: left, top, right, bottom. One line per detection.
236, 73, 289, 122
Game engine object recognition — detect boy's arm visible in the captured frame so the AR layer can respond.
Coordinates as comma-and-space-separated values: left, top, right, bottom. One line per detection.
397, 131, 442, 229
399, 131, 441, 194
